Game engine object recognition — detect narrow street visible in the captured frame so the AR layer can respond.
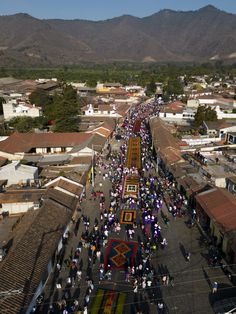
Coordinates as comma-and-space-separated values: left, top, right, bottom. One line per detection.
41, 101, 234, 314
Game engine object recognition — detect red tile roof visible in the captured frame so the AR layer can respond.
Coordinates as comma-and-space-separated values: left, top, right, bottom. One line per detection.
150, 117, 183, 165
0, 200, 72, 314
0, 132, 92, 154
196, 188, 236, 232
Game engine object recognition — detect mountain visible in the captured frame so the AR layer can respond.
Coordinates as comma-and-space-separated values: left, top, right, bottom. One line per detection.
0, 6, 236, 65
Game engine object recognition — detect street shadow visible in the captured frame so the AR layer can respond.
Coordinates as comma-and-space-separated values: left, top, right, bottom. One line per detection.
179, 242, 186, 258
73, 287, 80, 299
202, 266, 212, 288
209, 283, 236, 305
139, 294, 150, 314
158, 263, 166, 275
130, 293, 141, 314
79, 259, 83, 270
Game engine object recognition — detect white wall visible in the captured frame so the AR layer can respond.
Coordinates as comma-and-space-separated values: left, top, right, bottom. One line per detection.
3, 101, 42, 121
1, 202, 34, 215
199, 98, 216, 105
159, 112, 183, 120
0, 150, 24, 160
187, 99, 200, 108
70, 147, 93, 157
0, 162, 38, 186
214, 177, 227, 188
183, 137, 221, 146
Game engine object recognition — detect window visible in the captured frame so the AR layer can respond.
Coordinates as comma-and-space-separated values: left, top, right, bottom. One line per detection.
127, 185, 137, 192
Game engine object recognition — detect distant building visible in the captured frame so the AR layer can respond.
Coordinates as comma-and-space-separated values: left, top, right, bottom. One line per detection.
0, 189, 45, 215
195, 188, 236, 267
0, 132, 92, 160
226, 176, 236, 195
226, 132, 236, 145
82, 103, 122, 118
3, 100, 42, 121
202, 121, 236, 138
0, 161, 38, 186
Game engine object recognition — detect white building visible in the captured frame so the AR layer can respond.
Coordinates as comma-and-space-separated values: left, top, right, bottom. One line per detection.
3, 100, 42, 121
0, 161, 38, 186
0, 189, 45, 215
82, 103, 122, 118
159, 108, 196, 124
187, 97, 236, 109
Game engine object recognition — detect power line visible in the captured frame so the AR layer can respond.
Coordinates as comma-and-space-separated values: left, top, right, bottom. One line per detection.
1, 279, 235, 313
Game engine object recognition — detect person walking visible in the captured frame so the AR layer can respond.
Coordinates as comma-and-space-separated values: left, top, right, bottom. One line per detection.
186, 251, 191, 262
212, 281, 218, 293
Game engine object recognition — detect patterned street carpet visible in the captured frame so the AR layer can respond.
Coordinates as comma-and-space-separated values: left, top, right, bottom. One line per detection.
120, 209, 136, 224
105, 239, 137, 270
91, 289, 126, 314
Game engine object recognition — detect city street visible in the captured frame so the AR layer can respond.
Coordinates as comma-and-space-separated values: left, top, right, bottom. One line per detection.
41, 103, 234, 314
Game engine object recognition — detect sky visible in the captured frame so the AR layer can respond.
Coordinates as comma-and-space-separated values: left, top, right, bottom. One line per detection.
0, 0, 236, 20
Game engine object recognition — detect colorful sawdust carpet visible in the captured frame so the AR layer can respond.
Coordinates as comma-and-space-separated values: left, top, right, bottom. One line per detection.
105, 239, 137, 269
91, 289, 126, 314
120, 209, 136, 224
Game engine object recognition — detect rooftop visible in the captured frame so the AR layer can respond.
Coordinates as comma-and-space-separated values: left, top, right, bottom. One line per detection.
69, 133, 106, 154
45, 176, 83, 198
150, 117, 183, 165
0, 189, 45, 204
0, 200, 72, 314
45, 188, 78, 210
0, 132, 92, 154
196, 187, 236, 232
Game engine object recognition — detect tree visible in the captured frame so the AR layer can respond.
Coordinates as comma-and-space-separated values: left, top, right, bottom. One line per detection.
53, 116, 80, 132
194, 105, 217, 127
8, 116, 36, 132
44, 84, 81, 132
163, 77, 183, 101
7, 115, 49, 133
86, 78, 97, 88
29, 88, 52, 108
146, 79, 156, 96
0, 96, 6, 115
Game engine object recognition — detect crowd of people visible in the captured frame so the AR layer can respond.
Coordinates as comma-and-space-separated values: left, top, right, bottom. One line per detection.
40, 100, 192, 314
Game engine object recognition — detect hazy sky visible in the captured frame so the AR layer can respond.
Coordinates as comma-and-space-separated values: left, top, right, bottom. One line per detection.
0, 0, 236, 20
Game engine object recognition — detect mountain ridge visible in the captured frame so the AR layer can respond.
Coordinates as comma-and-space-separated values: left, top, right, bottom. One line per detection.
0, 6, 236, 65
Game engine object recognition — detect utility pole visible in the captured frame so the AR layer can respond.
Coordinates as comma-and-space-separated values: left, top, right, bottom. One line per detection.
91, 144, 95, 190
91, 144, 102, 190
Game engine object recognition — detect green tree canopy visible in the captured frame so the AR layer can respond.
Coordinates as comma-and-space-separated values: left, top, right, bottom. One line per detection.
8, 116, 36, 132
194, 105, 217, 127
146, 79, 157, 97
0, 96, 6, 115
44, 84, 81, 132
163, 77, 183, 101
29, 88, 52, 108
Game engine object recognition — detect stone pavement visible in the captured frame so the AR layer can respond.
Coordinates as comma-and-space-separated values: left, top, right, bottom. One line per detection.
151, 203, 234, 314
40, 135, 235, 314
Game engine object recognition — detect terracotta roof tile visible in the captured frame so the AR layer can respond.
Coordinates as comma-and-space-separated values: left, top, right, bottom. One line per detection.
0, 132, 92, 154
45, 187, 78, 210
150, 117, 183, 165
196, 188, 236, 232
0, 200, 72, 314
0, 189, 45, 204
